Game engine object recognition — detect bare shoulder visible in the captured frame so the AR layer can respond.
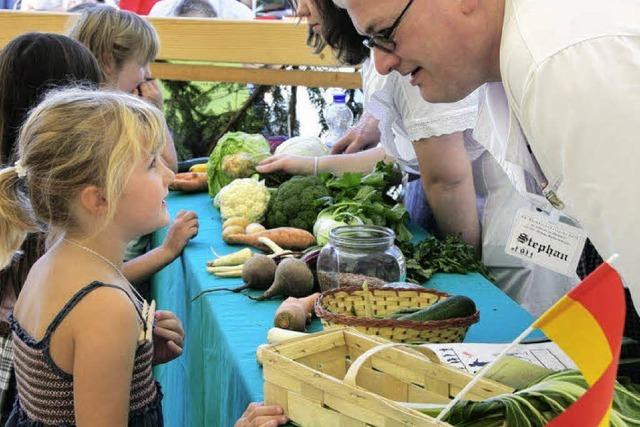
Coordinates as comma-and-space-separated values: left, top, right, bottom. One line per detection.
67, 284, 141, 345
14, 252, 131, 333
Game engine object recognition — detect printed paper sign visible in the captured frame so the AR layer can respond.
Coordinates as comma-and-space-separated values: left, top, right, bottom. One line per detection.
505, 209, 586, 276
423, 342, 576, 374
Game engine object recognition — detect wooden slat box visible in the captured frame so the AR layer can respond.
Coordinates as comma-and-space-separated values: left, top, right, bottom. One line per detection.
260, 328, 512, 426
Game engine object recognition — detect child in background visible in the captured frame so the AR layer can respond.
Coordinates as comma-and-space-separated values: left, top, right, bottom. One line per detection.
68, 7, 199, 285
0, 88, 286, 426
69, 4, 178, 172
149, 0, 254, 18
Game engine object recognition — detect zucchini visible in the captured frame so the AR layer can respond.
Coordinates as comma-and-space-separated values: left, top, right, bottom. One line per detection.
385, 307, 422, 319
397, 295, 476, 321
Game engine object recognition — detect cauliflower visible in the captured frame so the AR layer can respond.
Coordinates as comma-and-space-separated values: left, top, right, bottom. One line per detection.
214, 178, 270, 222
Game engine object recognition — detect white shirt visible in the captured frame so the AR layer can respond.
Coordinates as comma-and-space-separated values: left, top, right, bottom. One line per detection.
149, 0, 253, 18
361, 58, 478, 173
362, 58, 579, 315
496, 0, 640, 310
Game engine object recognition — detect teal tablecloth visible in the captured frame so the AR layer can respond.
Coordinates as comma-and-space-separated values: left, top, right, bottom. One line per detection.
151, 192, 543, 427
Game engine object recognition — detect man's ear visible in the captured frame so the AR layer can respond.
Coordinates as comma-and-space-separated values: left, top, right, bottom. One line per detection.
78, 185, 108, 217
460, 0, 479, 15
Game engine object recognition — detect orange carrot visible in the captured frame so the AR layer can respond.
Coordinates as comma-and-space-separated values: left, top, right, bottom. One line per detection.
169, 172, 208, 192
225, 227, 316, 251
273, 293, 320, 331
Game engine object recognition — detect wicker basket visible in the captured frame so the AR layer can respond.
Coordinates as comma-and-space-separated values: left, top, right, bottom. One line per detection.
260, 328, 511, 426
315, 286, 479, 343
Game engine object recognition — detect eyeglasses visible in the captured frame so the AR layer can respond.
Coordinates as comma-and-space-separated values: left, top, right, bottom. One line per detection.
362, 0, 415, 53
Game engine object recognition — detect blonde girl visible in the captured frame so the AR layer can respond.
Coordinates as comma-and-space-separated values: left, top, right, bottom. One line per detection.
0, 89, 182, 426
0, 88, 285, 427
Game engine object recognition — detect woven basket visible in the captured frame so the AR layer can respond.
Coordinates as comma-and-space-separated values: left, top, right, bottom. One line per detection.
315, 286, 479, 343
260, 328, 512, 426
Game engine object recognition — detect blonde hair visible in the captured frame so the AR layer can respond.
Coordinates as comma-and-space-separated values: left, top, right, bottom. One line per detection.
68, 5, 159, 79
0, 88, 168, 269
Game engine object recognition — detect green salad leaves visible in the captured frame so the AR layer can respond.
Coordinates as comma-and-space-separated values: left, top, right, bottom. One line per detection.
207, 132, 271, 196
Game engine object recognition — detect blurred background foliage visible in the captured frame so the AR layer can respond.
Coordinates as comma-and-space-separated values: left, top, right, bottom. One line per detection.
162, 80, 362, 160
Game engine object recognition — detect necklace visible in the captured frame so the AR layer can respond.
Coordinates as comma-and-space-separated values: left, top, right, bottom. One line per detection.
63, 238, 145, 304
63, 238, 155, 344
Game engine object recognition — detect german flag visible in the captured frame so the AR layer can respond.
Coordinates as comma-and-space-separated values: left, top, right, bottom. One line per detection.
533, 262, 626, 426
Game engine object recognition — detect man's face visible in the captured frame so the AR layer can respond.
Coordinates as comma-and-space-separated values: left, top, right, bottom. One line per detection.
345, 0, 489, 103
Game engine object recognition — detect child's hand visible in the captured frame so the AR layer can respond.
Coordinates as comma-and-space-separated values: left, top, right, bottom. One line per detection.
152, 310, 184, 365
137, 79, 164, 110
161, 210, 199, 258
234, 403, 288, 427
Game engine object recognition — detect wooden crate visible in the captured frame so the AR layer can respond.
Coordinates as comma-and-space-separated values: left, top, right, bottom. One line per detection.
260, 328, 512, 426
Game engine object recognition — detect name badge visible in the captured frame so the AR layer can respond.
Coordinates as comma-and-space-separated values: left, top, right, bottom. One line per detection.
505, 209, 586, 277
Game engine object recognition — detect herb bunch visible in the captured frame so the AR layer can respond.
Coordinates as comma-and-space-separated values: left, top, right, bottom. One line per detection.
400, 235, 493, 283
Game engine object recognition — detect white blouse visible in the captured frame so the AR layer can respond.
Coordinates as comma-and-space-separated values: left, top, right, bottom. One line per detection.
361, 58, 479, 173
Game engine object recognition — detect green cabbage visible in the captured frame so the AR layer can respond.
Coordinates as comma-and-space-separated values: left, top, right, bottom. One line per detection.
313, 207, 363, 246
207, 132, 270, 196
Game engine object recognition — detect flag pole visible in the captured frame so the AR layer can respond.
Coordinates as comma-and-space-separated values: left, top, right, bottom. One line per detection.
435, 253, 620, 423
434, 324, 535, 422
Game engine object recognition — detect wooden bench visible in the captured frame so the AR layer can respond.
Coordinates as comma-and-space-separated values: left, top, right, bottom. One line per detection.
0, 10, 362, 89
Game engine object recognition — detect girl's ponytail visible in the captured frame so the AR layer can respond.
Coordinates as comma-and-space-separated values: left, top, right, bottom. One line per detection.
0, 164, 38, 269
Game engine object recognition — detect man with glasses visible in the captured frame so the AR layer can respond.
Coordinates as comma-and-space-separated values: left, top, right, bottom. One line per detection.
339, 0, 640, 375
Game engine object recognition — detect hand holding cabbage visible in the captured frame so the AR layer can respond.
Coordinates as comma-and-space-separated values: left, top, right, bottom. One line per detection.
207, 132, 271, 196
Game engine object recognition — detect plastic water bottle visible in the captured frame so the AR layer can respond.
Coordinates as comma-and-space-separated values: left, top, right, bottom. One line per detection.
324, 93, 354, 149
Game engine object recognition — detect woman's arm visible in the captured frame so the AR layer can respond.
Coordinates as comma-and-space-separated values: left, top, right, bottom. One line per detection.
256, 145, 389, 176
137, 79, 178, 173
330, 111, 381, 154
161, 129, 178, 173
413, 132, 481, 252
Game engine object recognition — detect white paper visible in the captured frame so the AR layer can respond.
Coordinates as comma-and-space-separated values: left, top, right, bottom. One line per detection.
422, 342, 576, 374
505, 209, 586, 276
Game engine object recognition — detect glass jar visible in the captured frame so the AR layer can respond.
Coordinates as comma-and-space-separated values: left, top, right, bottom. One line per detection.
317, 225, 406, 292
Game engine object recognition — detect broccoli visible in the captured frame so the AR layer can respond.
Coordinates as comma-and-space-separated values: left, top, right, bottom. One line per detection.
266, 176, 331, 232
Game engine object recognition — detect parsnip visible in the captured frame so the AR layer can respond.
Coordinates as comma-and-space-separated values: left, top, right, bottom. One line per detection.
207, 248, 253, 267
223, 217, 250, 229
208, 265, 245, 272
222, 225, 246, 241
245, 223, 266, 234
206, 265, 243, 277
267, 327, 307, 344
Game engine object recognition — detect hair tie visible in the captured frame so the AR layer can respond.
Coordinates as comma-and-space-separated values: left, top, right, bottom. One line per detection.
14, 159, 27, 178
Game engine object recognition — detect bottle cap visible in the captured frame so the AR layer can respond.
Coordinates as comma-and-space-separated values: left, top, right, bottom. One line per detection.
332, 93, 346, 103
